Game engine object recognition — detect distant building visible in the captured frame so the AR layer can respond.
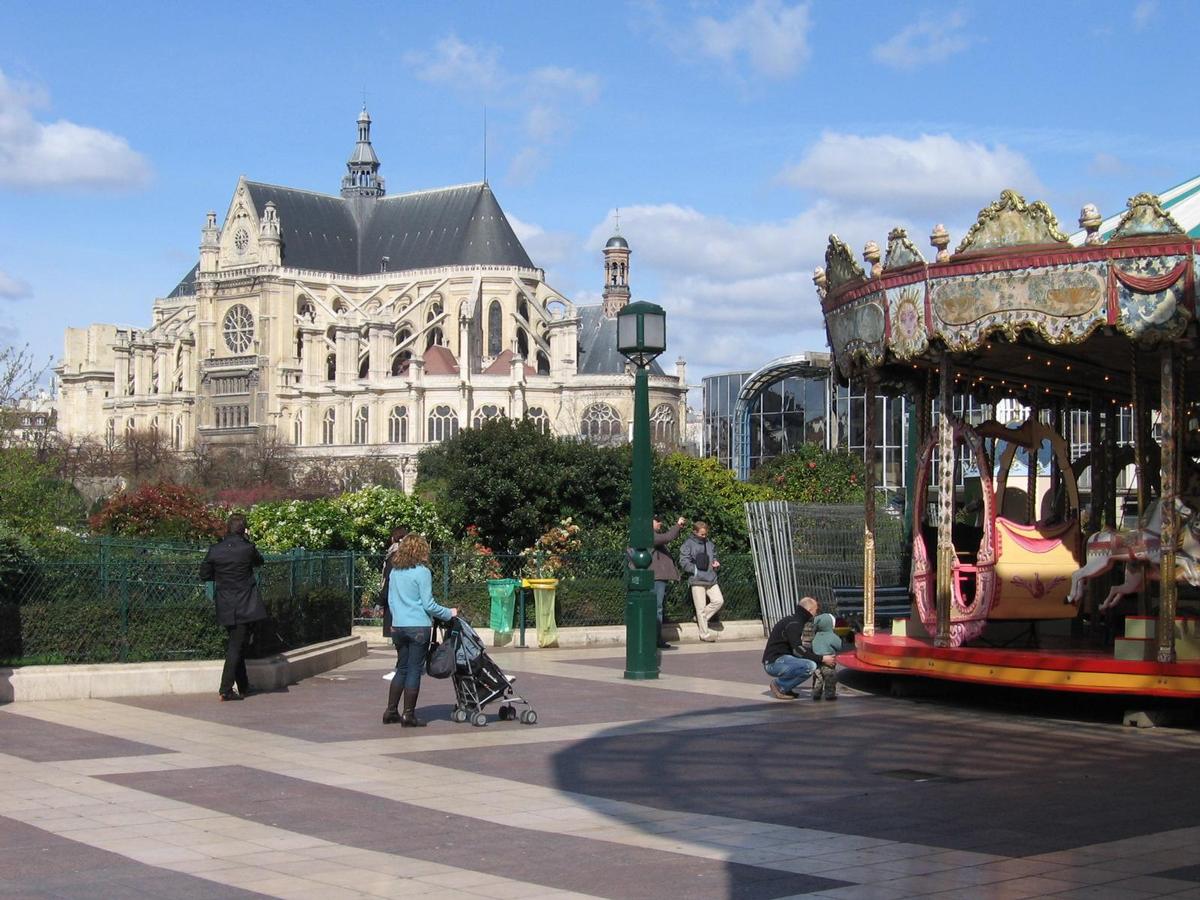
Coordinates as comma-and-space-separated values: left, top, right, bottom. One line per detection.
0, 390, 56, 448
56, 110, 687, 489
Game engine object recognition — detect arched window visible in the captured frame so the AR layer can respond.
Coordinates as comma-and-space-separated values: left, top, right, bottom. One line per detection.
295, 330, 304, 361
472, 404, 504, 427
326, 353, 336, 381
322, 408, 336, 445
172, 417, 182, 450
487, 301, 502, 356
426, 327, 444, 349
517, 297, 528, 322
580, 403, 623, 445
388, 406, 408, 443
358, 353, 369, 379
353, 407, 369, 444
392, 328, 413, 375
125, 417, 136, 437
517, 329, 529, 359
526, 407, 550, 434
651, 403, 677, 449
427, 405, 459, 443
105, 419, 115, 446
293, 412, 303, 446
536, 351, 550, 375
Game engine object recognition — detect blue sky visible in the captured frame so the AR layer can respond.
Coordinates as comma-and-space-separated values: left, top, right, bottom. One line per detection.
1, 0, 1198, 395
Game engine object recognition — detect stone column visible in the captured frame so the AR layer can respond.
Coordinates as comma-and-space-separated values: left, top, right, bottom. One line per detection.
367, 323, 391, 381
179, 340, 195, 393
334, 324, 359, 387
510, 353, 526, 419
300, 327, 324, 387
113, 346, 131, 397
935, 357, 954, 648
155, 342, 174, 396
408, 358, 425, 441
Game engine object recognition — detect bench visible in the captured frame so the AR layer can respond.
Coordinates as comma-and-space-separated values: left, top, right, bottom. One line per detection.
832, 585, 911, 633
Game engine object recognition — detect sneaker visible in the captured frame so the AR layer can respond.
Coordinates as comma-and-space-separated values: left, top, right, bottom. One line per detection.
699, 634, 717, 643
768, 681, 797, 701
656, 641, 675, 649
219, 692, 242, 702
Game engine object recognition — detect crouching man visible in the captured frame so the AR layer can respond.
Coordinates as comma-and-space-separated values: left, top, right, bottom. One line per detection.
762, 596, 835, 701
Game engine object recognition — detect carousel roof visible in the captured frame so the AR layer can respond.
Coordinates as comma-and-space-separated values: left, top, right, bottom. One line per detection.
817, 189, 1200, 404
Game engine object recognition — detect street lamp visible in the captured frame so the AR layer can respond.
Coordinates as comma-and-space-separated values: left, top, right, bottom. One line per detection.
617, 300, 667, 680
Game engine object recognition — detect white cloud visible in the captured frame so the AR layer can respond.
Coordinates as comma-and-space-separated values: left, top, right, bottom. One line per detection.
1133, 0, 1157, 30
692, 0, 812, 79
507, 213, 581, 270
872, 11, 972, 69
0, 269, 30, 300
405, 37, 599, 184
781, 132, 1041, 213
0, 69, 151, 190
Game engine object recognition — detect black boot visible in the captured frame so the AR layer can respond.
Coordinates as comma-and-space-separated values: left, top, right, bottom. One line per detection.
811, 670, 824, 701
656, 618, 673, 650
400, 686, 426, 727
382, 677, 403, 724
824, 667, 838, 701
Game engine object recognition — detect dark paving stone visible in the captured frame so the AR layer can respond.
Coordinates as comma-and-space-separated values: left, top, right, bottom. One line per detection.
572, 644, 772, 686
0, 713, 167, 762
425, 702, 1200, 858
0, 815, 268, 898
103, 766, 849, 900
1152, 862, 1200, 882
112, 651, 754, 742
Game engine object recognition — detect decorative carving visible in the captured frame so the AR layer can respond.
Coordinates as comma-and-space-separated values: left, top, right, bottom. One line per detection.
1079, 203, 1102, 245
824, 235, 867, 292
930, 224, 951, 262
812, 267, 827, 300
863, 241, 883, 278
955, 190, 1069, 255
1108, 192, 1185, 241
883, 227, 926, 270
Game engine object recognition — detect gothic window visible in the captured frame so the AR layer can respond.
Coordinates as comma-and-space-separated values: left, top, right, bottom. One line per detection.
517, 298, 528, 322
222, 304, 255, 353
651, 403, 677, 449
326, 353, 336, 381
353, 407, 369, 444
358, 353, 369, 379
322, 408, 336, 445
392, 329, 413, 375
536, 351, 550, 375
487, 301, 502, 356
126, 370, 134, 396
293, 412, 303, 446
388, 406, 408, 443
526, 407, 550, 434
173, 417, 182, 450
427, 405, 459, 443
517, 329, 528, 359
296, 330, 303, 361
151, 370, 159, 394
472, 404, 504, 427
580, 403, 623, 445
106, 419, 116, 446
426, 327, 444, 349
150, 416, 159, 435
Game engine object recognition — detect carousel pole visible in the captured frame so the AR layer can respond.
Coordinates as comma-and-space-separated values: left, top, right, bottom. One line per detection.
1089, 393, 1105, 535
863, 374, 878, 636
1027, 401, 1039, 523
1104, 402, 1118, 529
1158, 346, 1179, 664
1131, 349, 1147, 526
934, 355, 954, 648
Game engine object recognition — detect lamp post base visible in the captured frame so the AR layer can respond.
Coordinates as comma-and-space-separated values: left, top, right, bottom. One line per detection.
624, 585, 659, 680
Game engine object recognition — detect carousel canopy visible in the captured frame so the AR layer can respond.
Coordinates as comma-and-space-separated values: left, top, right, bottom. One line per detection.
1069, 174, 1200, 245
817, 190, 1199, 405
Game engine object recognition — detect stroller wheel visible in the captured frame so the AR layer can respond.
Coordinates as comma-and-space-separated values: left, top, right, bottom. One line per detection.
471, 712, 488, 728
451, 708, 469, 724
519, 709, 538, 725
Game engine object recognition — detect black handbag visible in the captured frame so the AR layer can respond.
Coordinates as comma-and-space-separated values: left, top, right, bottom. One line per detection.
425, 630, 456, 679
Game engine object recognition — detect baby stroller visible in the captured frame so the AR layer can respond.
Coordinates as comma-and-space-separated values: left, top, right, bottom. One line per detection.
441, 616, 537, 727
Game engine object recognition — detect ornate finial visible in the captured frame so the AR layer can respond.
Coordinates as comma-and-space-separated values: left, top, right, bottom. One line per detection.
1079, 203, 1102, 245
812, 267, 827, 299
863, 241, 882, 278
930, 224, 951, 262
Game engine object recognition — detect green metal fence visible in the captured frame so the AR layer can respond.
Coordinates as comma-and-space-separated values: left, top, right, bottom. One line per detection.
1, 539, 764, 666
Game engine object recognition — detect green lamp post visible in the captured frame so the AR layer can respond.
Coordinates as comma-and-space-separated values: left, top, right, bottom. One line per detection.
617, 300, 667, 680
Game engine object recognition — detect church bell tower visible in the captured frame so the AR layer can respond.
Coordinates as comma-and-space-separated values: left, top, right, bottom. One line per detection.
341, 106, 385, 199
601, 219, 630, 318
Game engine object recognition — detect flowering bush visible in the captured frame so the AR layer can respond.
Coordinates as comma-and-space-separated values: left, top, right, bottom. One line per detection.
521, 517, 581, 579
450, 524, 504, 583
89, 482, 225, 543
750, 445, 866, 504
247, 486, 449, 553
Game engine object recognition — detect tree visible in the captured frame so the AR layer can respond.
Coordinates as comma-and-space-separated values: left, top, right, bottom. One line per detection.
750, 445, 866, 505
89, 482, 224, 544
0, 344, 46, 409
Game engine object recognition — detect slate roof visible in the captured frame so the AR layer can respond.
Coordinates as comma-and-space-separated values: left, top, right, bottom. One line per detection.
576, 306, 664, 376
164, 181, 534, 296
166, 263, 199, 299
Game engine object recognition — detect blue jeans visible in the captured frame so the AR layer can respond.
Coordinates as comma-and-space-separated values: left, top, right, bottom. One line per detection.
764, 655, 817, 693
654, 581, 667, 623
392, 627, 431, 690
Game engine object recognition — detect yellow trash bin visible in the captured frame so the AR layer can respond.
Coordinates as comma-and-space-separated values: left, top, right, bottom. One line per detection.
523, 577, 559, 647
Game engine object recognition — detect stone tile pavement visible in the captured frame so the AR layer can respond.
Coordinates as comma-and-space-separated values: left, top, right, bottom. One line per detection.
4, 638, 1200, 898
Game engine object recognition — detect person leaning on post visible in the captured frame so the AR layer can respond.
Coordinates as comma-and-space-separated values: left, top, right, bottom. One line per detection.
762, 597, 835, 701
200, 513, 267, 702
382, 533, 457, 727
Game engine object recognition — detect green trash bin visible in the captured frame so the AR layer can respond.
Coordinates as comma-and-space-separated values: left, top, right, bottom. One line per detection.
526, 578, 559, 647
487, 578, 520, 635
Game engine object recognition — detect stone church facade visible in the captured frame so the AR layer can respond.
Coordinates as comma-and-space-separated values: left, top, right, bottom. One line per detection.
56, 110, 687, 489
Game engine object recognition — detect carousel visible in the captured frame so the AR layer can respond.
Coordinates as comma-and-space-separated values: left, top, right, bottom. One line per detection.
819, 189, 1200, 697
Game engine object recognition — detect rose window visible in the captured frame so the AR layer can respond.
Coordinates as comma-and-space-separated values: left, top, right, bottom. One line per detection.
222, 304, 255, 353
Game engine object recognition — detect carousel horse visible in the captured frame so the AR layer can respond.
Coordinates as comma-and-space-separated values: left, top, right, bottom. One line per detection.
1066, 497, 1200, 611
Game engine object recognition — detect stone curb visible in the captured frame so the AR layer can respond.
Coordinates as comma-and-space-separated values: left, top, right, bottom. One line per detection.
354, 619, 766, 649
0, 635, 367, 703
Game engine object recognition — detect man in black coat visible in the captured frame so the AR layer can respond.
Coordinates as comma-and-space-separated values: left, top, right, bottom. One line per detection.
762, 596, 835, 701
200, 514, 267, 701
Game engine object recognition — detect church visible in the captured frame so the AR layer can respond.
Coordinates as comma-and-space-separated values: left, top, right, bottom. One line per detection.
56, 109, 688, 489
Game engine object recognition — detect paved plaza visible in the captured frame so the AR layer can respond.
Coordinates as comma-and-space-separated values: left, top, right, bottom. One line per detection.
4, 638, 1200, 899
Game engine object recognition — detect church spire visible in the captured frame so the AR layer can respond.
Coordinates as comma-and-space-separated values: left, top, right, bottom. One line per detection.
341, 106, 385, 199
601, 211, 631, 317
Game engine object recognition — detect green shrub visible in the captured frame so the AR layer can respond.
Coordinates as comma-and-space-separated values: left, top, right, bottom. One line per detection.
89, 482, 224, 544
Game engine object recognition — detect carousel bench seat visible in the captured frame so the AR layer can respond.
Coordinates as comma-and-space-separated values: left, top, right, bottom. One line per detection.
833, 585, 911, 632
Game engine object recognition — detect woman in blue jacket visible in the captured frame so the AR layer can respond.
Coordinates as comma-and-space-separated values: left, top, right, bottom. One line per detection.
383, 534, 457, 726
